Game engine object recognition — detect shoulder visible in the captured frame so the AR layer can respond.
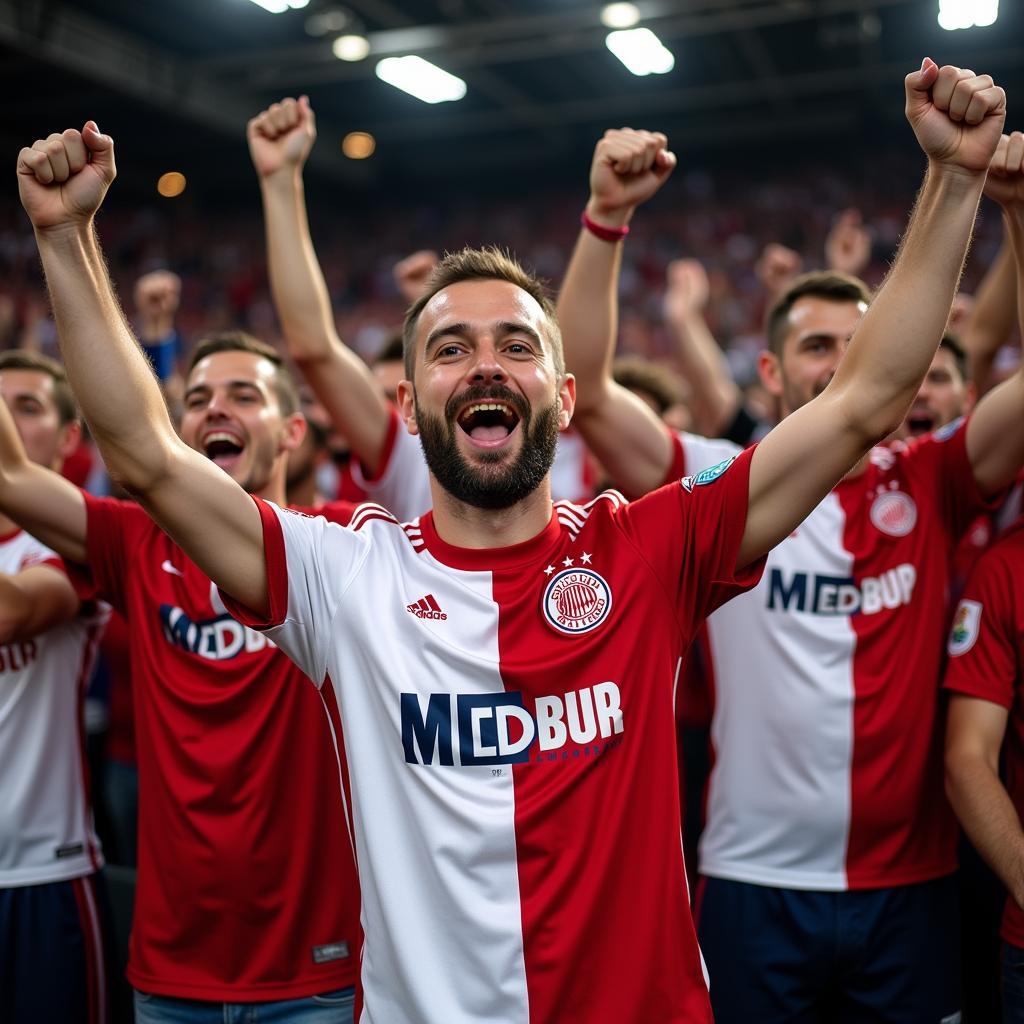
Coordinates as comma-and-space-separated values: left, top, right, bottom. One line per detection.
554, 490, 630, 536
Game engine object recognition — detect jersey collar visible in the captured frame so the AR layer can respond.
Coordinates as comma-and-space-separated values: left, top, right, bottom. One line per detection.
416, 508, 563, 572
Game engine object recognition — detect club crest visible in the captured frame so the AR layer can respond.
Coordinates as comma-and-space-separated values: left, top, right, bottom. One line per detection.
870, 490, 917, 537
543, 568, 612, 635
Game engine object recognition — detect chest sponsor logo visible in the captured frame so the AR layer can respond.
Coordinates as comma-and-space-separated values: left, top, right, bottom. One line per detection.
870, 490, 917, 537
401, 682, 624, 766
543, 568, 612, 635
767, 563, 916, 616
948, 599, 982, 657
160, 605, 276, 660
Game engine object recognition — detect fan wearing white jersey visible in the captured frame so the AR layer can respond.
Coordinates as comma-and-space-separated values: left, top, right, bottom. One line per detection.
249, 95, 594, 520
17, 59, 1005, 1023
559, 82, 1024, 1024
0, 351, 109, 1024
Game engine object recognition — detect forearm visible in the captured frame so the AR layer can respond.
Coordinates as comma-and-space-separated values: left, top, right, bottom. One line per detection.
0, 570, 77, 643
557, 226, 623, 414
964, 232, 1016, 393
36, 223, 177, 493
832, 165, 985, 440
667, 312, 740, 437
947, 752, 1024, 908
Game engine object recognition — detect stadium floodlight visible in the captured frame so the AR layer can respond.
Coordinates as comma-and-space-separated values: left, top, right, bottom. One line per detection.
333, 34, 370, 61
605, 28, 675, 76
245, 0, 308, 12
937, 0, 998, 29
601, 3, 641, 29
375, 56, 467, 104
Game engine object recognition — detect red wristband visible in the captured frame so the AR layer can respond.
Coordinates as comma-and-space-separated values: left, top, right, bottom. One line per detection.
581, 209, 630, 243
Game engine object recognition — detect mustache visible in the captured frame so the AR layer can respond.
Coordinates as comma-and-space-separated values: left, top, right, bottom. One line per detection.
444, 383, 530, 424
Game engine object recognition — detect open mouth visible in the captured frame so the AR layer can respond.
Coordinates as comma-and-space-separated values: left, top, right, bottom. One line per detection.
905, 411, 935, 437
456, 401, 521, 447
202, 430, 245, 469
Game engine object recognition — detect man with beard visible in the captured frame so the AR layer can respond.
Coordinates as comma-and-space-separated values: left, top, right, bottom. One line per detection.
17, 59, 1006, 1022
0, 332, 361, 1022
249, 95, 595, 517
558, 88, 1024, 1024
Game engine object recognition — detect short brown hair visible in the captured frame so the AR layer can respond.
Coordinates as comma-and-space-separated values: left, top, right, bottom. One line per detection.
766, 271, 872, 356
613, 357, 684, 414
0, 349, 78, 425
187, 331, 299, 417
402, 247, 563, 380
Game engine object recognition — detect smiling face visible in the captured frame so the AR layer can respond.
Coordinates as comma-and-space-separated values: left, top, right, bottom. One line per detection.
179, 349, 304, 496
902, 346, 969, 437
397, 278, 574, 510
0, 368, 80, 471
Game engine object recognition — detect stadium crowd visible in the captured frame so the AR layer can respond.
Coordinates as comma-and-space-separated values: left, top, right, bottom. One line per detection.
2, 55, 1024, 1024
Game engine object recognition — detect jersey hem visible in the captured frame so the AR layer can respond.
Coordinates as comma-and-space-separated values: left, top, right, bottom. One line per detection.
125, 965, 358, 1002
0, 857, 102, 888
701, 859, 957, 891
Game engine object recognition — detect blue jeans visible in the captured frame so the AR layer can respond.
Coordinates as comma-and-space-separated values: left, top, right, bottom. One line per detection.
1004, 943, 1024, 1022
134, 987, 355, 1024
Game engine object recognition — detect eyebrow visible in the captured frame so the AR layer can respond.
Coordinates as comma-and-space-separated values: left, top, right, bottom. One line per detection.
424, 320, 545, 356
184, 380, 265, 400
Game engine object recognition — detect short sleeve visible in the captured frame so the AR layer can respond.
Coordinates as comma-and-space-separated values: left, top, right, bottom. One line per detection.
65, 494, 142, 613
218, 497, 370, 686
944, 546, 1019, 709
618, 444, 766, 624
350, 406, 433, 521
909, 417, 1002, 538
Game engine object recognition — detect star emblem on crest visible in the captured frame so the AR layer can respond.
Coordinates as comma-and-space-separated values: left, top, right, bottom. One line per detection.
543, 564, 555, 576
562, 556, 575, 567
580, 552, 592, 565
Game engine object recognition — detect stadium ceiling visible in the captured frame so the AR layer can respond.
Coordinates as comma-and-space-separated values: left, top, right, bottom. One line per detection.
2, 0, 1022, 194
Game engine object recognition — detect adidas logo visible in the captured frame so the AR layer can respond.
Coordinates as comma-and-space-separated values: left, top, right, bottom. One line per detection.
406, 594, 447, 620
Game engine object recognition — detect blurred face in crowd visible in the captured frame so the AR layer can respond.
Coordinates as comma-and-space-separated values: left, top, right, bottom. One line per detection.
398, 278, 574, 510
287, 391, 330, 493
760, 296, 864, 418
373, 359, 405, 405
180, 350, 304, 497
900, 346, 971, 438
0, 369, 80, 471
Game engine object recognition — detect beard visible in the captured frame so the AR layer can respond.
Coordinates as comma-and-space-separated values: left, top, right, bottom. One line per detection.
415, 383, 560, 511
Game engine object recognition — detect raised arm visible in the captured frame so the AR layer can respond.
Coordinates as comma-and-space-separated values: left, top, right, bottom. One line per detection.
738, 61, 1005, 567
249, 97, 392, 475
962, 133, 1024, 494
0, 393, 87, 565
17, 124, 268, 615
663, 258, 743, 437
556, 129, 678, 496
0, 566, 79, 644
963, 233, 1016, 396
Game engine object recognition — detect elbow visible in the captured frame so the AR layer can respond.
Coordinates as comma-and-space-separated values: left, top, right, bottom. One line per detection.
105, 436, 180, 496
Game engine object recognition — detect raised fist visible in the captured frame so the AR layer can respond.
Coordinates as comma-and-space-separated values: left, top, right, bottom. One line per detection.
905, 59, 1005, 175
587, 128, 676, 225
984, 132, 1024, 209
393, 250, 439, 304
825, 209, 871, 277
134, 270, 182, 327
664, 259, 710, 325
756, 243, 803, 300
17, 123, 115, 232
247, 96, 316, 179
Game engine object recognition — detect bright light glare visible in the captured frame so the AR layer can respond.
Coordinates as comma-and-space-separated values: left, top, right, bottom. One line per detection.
157, 172, 186, 198
605, 28, 675, 76
938, 0, 998, 29
333, 34, 370, 61
244, 0, 308, 12
342, 132, 376, 159
601, 3, 640, 29
375, 56, 466, 104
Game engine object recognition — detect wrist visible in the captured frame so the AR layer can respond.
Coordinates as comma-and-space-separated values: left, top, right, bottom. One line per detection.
260, 166, 304, 195
925, 159, 988, 196
584, 197, 634, 230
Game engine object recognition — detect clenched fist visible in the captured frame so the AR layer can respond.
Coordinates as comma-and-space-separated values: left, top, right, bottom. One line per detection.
248, 96, 316, 180
905, 59, 1005, 175
984, 132, 1024, 209
394, 250, 439, 304
17, 122, 115, 232
664, 259, 710, 325
587, 128, 676, 227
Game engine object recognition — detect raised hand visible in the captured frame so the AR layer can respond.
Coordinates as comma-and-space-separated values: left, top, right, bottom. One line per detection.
905, 59, 1006, 175
756, 242, 803, 300
587, 128, 676, 226
825, 209, 872, 277
394, 250, 439, 304
664, 258, 710, 325
134, 270, 182, 336
247, 96, 316, 180
17, 123, 115, 232
984, 132, 1024, 209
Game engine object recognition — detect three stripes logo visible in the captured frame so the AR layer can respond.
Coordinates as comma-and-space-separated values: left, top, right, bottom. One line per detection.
407, 594, 448, 621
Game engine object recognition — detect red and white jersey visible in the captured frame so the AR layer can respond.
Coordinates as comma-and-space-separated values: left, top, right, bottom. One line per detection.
697, 418, 991, 890
69, 496, 361, 1002
0, 530, 105, 886
222, 448, 764, 1024
944, 521, 1024, 947
352, 406, 595, 520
